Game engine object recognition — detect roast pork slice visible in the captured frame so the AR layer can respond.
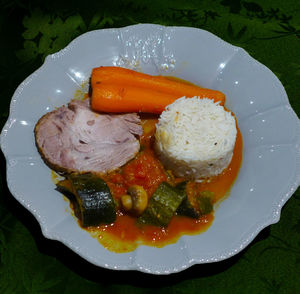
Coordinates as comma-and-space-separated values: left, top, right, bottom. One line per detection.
35, 99, 143, 174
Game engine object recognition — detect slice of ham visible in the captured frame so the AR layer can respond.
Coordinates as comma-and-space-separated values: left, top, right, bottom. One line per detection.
35, 99, 143, 174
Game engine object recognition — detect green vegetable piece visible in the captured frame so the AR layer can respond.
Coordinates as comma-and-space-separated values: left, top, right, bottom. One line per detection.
176, 186, 214, 218
68, 174, 116, 227
197, 191, 214, 216
56, 179, 81, 217
138, 182, 185, 227
175, 181, 187, 192
177, 197, 200, 219
56, 179, 73, 195
175, 182, 199, 218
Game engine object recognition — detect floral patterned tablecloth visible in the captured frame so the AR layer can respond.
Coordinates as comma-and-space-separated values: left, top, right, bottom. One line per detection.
0, 0, 299, 293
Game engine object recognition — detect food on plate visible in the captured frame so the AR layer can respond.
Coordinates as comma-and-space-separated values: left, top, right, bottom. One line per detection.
91, 67, 226, 102
155, 97, 237, 179
35, 66, 242, 252
138, 182, 186, 227
120, 185, 148, 216
90, 66, 225, 114
35, 99, 143, 174
176, 183, 214, 218
57, 173, 116, 226
91, 83, 178, 114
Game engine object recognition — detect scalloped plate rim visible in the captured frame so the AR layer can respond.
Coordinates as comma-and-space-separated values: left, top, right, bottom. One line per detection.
1, 23, 300, 275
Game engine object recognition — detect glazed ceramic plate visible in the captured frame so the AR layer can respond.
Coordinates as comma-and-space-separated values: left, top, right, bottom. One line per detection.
1, 24, 299, 274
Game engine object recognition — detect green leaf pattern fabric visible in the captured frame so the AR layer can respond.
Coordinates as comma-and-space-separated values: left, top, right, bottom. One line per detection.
0, 0, 299, 293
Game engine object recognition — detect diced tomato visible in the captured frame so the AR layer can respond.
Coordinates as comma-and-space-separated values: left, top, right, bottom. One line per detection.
134, 163, 146, 179
122, 151, 167, 196
105, 173, 127, 199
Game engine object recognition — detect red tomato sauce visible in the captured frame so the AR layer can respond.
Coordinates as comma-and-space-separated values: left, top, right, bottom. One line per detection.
84, 116, 243, 253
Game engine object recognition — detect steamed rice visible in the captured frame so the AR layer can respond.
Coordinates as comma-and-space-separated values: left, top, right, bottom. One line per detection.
154, 97, 237, 180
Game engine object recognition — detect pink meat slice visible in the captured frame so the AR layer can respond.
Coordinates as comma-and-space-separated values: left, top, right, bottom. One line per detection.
35, 99, 143, 174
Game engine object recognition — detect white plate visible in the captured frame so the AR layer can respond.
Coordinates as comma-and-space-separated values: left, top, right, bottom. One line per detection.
1, 24, 300, 274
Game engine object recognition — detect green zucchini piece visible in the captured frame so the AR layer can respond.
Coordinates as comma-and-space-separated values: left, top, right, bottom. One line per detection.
176, 184, 214, 218
56, 179, 74, 195
177, 197, 200, 218
56, 179, 82, 218
67, 174, 116, 227
138, 182, 185, 227
197, 191, 214, 216
175, 182, 199, 218
175, 181, 187, 192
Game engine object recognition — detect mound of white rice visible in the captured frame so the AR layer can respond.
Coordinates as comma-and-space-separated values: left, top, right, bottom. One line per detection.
154, 97, 237, 180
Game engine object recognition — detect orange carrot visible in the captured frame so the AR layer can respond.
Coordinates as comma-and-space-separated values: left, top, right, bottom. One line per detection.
91, 81, 225, 114
91, 66, 225, 105
91, 83, 178, 114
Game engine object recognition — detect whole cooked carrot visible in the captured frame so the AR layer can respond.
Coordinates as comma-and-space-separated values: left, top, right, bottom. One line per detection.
91, 82, 224, 114
91, 83, 177, 114
91, 66, 225, 105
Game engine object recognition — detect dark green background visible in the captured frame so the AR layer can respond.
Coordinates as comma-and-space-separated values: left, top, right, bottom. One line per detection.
1, 0, 299, 293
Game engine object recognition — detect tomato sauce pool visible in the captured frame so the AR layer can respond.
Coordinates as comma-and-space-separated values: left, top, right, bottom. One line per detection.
84, 115, 243, 253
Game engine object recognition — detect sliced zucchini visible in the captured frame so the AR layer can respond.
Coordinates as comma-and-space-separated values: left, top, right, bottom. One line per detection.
175, 182, 199, 218
176, 183, 214, 218
138, 182, 185, 227
175, 181, 187, 192
197, 191, 214, 216
56, 179, 74, 196
57, 174, 116, 227
56, 179, 81, 218
177, 197, 200, 218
